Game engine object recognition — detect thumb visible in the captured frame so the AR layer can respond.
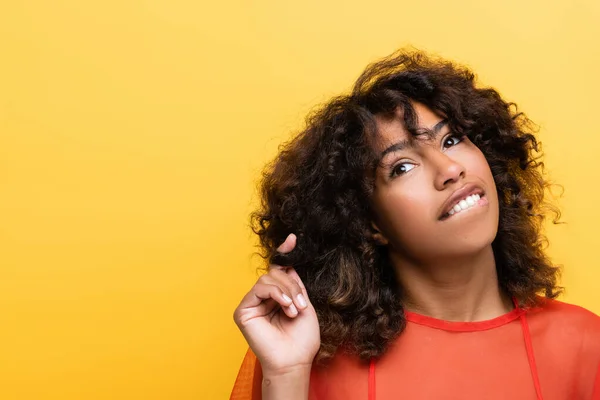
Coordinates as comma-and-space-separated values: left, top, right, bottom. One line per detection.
276, 233, 297, 254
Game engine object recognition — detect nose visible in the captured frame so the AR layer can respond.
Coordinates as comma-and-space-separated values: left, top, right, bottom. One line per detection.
431, 151, 466, 190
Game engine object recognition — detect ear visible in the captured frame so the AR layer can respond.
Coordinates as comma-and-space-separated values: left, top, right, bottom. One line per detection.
370, 221, 389, 246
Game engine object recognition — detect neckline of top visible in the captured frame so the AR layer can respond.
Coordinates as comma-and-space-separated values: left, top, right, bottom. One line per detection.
404, 304, 525, 332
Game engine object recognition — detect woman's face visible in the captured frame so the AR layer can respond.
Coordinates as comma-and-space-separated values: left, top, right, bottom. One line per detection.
370, 102, 499, 263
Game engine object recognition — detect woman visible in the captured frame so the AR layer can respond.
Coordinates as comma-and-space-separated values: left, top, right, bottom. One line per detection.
230, 49, 600, 400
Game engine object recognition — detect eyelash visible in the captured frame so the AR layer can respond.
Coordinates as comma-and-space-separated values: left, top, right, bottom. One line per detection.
388, 133, 465, 178
442, 133, 465, 149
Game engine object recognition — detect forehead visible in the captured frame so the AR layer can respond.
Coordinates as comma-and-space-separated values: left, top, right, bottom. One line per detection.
373, 102, 445, 151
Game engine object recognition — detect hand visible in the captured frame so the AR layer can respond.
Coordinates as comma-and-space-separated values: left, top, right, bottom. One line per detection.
233, 234, 320, 376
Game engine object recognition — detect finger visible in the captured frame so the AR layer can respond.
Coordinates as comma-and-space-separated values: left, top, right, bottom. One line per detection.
286, 268, 311, 305
261, 298, 295, 320
270, 234, 296, 271
234, 293, 277, 327
234, 288, 296, 325
274, 299, 299, 319
253, 284, 299, 319
239, 283, 298, 319
268, 268, 308, 310
258, 273, 304, 313
276, 233, 297, 254
251, 298, 299, 321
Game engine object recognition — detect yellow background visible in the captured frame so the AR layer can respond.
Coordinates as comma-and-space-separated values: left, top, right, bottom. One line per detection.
1, 1, 599, 399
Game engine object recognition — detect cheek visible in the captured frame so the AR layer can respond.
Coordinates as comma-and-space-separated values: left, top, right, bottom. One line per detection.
469, 148, 498, 194
467, 146, 494, 178
374, 189, 436, 242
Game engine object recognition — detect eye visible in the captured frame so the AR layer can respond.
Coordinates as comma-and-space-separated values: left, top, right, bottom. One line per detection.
390, 162, 416, 178
442, 134, 464, 149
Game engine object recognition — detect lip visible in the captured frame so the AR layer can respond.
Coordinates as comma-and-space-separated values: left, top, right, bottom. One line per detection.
438, 183, 485, 220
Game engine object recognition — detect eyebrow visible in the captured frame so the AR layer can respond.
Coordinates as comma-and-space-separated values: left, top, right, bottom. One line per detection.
379, 119, 449, 160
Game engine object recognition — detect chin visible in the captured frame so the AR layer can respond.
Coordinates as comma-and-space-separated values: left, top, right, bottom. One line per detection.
439, 228, 497, 258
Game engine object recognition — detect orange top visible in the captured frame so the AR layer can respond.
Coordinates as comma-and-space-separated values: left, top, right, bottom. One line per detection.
230, 299, 600, 400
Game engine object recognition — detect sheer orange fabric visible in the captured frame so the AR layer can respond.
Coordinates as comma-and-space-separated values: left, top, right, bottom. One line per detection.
230, 299, 600, 400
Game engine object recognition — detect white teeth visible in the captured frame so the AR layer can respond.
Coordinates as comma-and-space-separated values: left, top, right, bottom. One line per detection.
445, 194, 483, 219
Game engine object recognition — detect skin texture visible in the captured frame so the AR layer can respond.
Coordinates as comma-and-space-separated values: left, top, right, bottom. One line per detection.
233, 234, 319, 400
371, 102, 499, 262
371, 102, 511, 321
233, 234, 320, 371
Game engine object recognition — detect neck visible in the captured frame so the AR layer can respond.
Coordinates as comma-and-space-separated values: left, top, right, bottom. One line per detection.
390, 245, 513, 322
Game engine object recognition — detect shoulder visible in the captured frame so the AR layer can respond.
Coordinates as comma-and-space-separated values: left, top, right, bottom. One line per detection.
527, 298, 600, 351
530, 298, 600, 327
527, 299, 600, 395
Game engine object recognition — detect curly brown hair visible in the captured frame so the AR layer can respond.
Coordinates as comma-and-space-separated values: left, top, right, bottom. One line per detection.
251, 48, 562, 364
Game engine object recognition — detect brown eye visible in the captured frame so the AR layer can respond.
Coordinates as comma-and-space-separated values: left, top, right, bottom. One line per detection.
443, 135, 462, 149
390, 162, 415, 178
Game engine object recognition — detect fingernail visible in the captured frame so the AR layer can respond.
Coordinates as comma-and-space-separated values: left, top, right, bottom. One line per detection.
289, 304, 298, 315
297, 294, 307, 308
282, 293, 292, 304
